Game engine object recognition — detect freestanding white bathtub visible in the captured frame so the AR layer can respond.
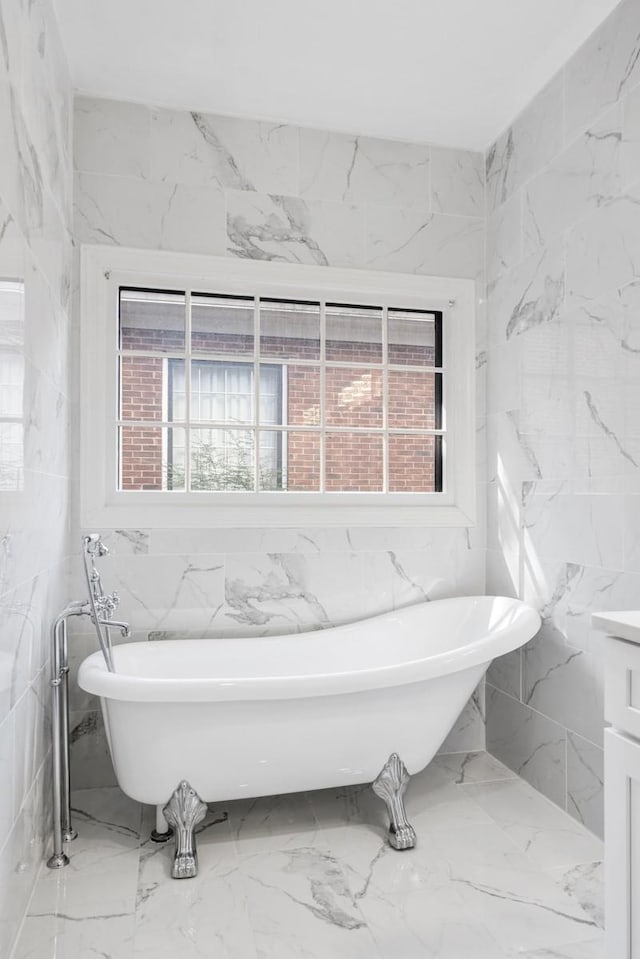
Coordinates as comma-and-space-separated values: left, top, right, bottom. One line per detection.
78, 595, 540, 875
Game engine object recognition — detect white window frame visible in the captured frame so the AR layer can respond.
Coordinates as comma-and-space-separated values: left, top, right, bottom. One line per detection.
80, 245, 476, 528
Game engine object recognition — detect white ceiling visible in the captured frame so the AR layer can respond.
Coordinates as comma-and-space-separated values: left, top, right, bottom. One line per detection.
53, 0, 623, 150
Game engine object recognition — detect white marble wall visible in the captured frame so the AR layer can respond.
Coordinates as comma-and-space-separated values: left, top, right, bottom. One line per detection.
0, 1, 72, 956
70, 97, 487, 787
485, 0, 640, 839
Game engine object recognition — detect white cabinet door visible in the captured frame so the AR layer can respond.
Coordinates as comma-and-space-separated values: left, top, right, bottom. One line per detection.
605, 637, 640, 739
606, 727, 640, 958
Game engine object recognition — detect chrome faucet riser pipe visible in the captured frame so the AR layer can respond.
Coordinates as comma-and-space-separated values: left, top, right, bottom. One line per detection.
49, 535, 130, 869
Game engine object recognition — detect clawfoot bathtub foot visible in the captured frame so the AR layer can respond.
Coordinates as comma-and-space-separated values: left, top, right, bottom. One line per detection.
372, 753, 416, 850
163, 781, 207, 878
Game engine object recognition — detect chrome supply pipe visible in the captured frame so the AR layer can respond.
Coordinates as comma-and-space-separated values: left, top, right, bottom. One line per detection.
48, 534, 130, 870
47, 603, 85, 869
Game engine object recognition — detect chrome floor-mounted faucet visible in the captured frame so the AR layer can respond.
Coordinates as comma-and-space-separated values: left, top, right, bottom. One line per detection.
47, 534, 130, 869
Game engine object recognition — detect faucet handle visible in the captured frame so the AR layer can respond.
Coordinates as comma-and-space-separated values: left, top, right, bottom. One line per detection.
84, 534, 109, 558
95, 591, 120, 618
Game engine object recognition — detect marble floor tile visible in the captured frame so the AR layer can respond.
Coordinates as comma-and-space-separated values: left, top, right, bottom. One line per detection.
228, 790, 320, 856
134, 863, 256, 959
239, 845, 381, 959
356, 868, 505, 959
504, 938, 603, 958
426, 823, 600, 952
460, 778, 604, 869
550, 861, 604, 929
12, 753, 606, 959
14, 912, 136, 959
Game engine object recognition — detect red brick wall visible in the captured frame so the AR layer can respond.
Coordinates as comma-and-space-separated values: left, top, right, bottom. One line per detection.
119, 327, 437, 492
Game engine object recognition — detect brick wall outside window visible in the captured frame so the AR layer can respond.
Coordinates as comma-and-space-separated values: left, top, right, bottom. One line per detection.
120, 327, 437, 492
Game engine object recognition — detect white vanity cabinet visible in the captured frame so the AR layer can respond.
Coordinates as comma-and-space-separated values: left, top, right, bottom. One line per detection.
594, 612, 640, 959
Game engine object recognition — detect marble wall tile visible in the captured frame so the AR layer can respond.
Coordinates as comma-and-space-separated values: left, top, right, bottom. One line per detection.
487, 239, 565, 346
487, 191, 522, 290
565, 0, 640, 142
430, 146, 484, 217
0, 709, 13, 841
622, 81, 640, 188
485, 0, 640, 832
487, 648, 521, 700
566, 186, 640, 306
440, 683, 486, 753
0, 5, 74, 952
624, 495, 640, 570
227, 189, 365, 267
99, 553, 226, 631
74, 172, 227, 254
567, 732, 604, 838
522, 491, 624, 569
74, 97, 151, 178
224, 551, 336, 630
364, 203, 483, 277
486, 685, 566, 808
20, 0, 71, 216
151, 108, 298, 195
0, 759, 50, 959
148, 525, 378, 557
522, 629, 604, 746
548, 563, 623, 654
486, 73, 564, 213
0, 74, 45, 243
299, 128, 430, 206
486, 341, 521, 415
522, 104, 622, 255
70, 709, 116, 790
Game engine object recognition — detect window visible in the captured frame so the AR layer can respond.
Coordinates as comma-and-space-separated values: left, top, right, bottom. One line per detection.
82, 248, 475, 527
166, 359, 283, 490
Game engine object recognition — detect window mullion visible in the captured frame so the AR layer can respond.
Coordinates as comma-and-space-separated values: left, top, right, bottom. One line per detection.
254, 296, 260, 493
185, 290, 192, 492
382, 304, 389, 494
320, 300, 326, 494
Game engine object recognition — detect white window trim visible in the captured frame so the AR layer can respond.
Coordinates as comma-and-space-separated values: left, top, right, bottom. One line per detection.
80, 245, 476, 529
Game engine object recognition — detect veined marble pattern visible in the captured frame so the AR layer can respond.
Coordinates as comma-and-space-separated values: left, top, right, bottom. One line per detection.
299, 129, 429, 206
522, 103, 622, 256
74, 97, 151, 179
486, 73, 564, 213
364, 203, 483, 278
565, 0, 640, 142
566, 733, 604, 838
74, 171, 227, 254
14, 753, 603, 959
566, 185, 640, 306
487, 191, 522, 290
487, 239, 565, 345
430, 146, 485, 217
151, 109, 299, 196
227, 189, 364, 268
0, 2, 72, 957
622, 81, 640, 188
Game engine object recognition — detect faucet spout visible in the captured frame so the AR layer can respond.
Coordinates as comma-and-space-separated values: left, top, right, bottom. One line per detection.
98, 618, 130, 638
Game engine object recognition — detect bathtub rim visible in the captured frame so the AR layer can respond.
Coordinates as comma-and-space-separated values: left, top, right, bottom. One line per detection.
78, 595, 540, 703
